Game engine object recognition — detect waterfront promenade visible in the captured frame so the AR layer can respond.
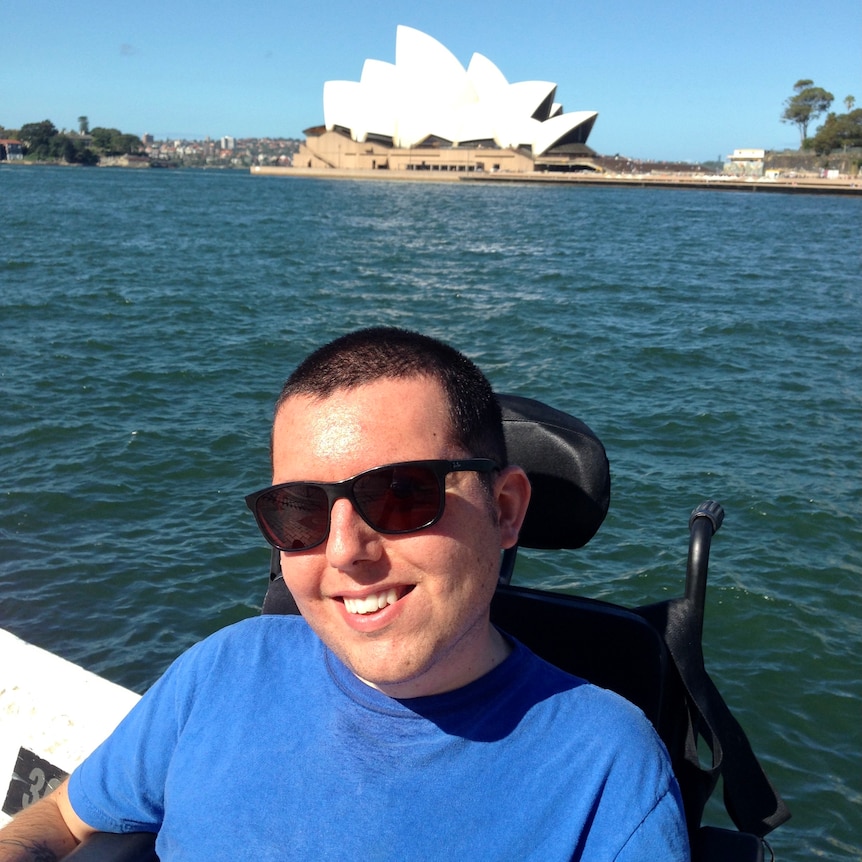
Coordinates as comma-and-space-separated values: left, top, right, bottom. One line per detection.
251, 165, 862, 195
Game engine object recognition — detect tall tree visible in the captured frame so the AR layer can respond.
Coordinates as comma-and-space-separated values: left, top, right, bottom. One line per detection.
78, 115, 90, 134
781, 80, 834, 145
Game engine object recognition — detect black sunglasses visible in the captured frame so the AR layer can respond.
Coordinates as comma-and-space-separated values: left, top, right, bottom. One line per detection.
245, 459, 498, 552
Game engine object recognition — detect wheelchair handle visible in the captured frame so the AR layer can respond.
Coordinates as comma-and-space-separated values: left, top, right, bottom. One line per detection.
689, 499, 725, 535
684, 501, 725, 640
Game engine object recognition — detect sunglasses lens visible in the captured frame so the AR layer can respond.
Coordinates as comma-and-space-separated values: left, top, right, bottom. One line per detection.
256, 484, 330, 550
354, 464, 442, 532
250, 462, 450, 551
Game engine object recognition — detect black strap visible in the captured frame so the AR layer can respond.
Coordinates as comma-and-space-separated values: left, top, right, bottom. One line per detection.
653, 597, 791, 837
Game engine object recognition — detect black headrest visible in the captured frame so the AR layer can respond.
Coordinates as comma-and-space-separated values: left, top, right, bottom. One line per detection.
499, 394, 610, 549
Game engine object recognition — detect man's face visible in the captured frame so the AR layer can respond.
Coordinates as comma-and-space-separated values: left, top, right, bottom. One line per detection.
271, 375, 528, 698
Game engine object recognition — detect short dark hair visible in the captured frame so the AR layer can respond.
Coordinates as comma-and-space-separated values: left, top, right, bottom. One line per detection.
275, 327, 507, 465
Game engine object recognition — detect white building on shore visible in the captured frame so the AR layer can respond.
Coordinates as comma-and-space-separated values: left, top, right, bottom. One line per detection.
294, 26, 600, 175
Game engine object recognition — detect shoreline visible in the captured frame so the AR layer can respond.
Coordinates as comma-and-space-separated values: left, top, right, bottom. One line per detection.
4, 162, 858, 196
251, 165, 862, 196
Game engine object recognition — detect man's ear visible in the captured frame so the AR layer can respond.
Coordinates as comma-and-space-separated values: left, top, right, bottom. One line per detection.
495, 466, 531, 550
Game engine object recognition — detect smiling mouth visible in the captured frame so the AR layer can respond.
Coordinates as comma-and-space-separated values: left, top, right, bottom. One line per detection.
343, 587, 412, 615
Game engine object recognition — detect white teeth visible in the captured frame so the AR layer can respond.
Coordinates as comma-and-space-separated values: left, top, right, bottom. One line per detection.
343, 588, 399, 615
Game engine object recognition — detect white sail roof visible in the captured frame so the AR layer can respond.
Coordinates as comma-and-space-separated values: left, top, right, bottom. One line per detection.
322, 25, 597, 156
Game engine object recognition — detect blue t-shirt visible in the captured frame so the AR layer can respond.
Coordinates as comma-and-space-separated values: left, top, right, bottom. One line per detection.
69, 616, 689, 861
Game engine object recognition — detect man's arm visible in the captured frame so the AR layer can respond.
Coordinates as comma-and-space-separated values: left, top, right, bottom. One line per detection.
0, 779, 95, 862
615, 784, 690, 862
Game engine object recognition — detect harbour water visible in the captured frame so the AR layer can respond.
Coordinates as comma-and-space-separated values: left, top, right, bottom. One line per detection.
1, 165, 860, 858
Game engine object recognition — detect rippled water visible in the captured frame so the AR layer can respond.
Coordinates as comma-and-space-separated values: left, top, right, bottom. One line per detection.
1, 165, 860, 858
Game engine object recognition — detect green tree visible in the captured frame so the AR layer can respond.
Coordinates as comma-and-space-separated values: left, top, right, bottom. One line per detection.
14, 117, 144, 163
90, 126, 143, 155
50, 135, 70, 161
115, 133, 143, 155
89, 126, 114, 151
78, 115, 90, 134
809, 109, 862, 154
76, 146, 100, 166
18, 120, 59, 157
14, 118, 101, 163
781, 80, 834, 145
44, 133, 98, 164
844, 96, 856, 112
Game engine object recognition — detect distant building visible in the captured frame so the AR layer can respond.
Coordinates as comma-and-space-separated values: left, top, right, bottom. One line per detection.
724, 148, 765, 177
220, 136, 236, 151
0, 139, 24, 160
294, 26, 600, 174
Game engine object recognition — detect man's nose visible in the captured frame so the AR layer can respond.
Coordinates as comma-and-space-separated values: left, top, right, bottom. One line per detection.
325, 498, 382, 568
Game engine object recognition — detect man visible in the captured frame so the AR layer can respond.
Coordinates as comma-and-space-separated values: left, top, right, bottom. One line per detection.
0, 327, 689, 860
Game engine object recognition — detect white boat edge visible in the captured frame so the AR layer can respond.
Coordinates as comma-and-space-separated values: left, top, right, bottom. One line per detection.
0, 627, 140, 826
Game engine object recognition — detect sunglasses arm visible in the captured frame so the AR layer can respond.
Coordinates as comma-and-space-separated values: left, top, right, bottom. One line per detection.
498, 545, 519, 586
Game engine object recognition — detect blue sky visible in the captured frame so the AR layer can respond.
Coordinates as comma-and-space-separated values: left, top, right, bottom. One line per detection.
2, 0, 859, 161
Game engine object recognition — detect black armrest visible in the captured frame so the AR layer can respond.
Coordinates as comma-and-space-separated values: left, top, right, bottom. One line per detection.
64, 832, 158, 862
695, 826, 764, 862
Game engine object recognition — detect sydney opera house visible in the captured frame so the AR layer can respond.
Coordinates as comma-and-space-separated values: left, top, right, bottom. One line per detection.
293, 26, 599, 175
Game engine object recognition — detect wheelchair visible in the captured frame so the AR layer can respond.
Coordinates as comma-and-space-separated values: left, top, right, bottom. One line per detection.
67, 394, 789, 861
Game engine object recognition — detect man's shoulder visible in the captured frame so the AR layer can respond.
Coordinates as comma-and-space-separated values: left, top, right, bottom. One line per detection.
513, 645, 681, 814
176, 615, 319, 676
511, 640, 662, 744
209, 612, 309, 640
